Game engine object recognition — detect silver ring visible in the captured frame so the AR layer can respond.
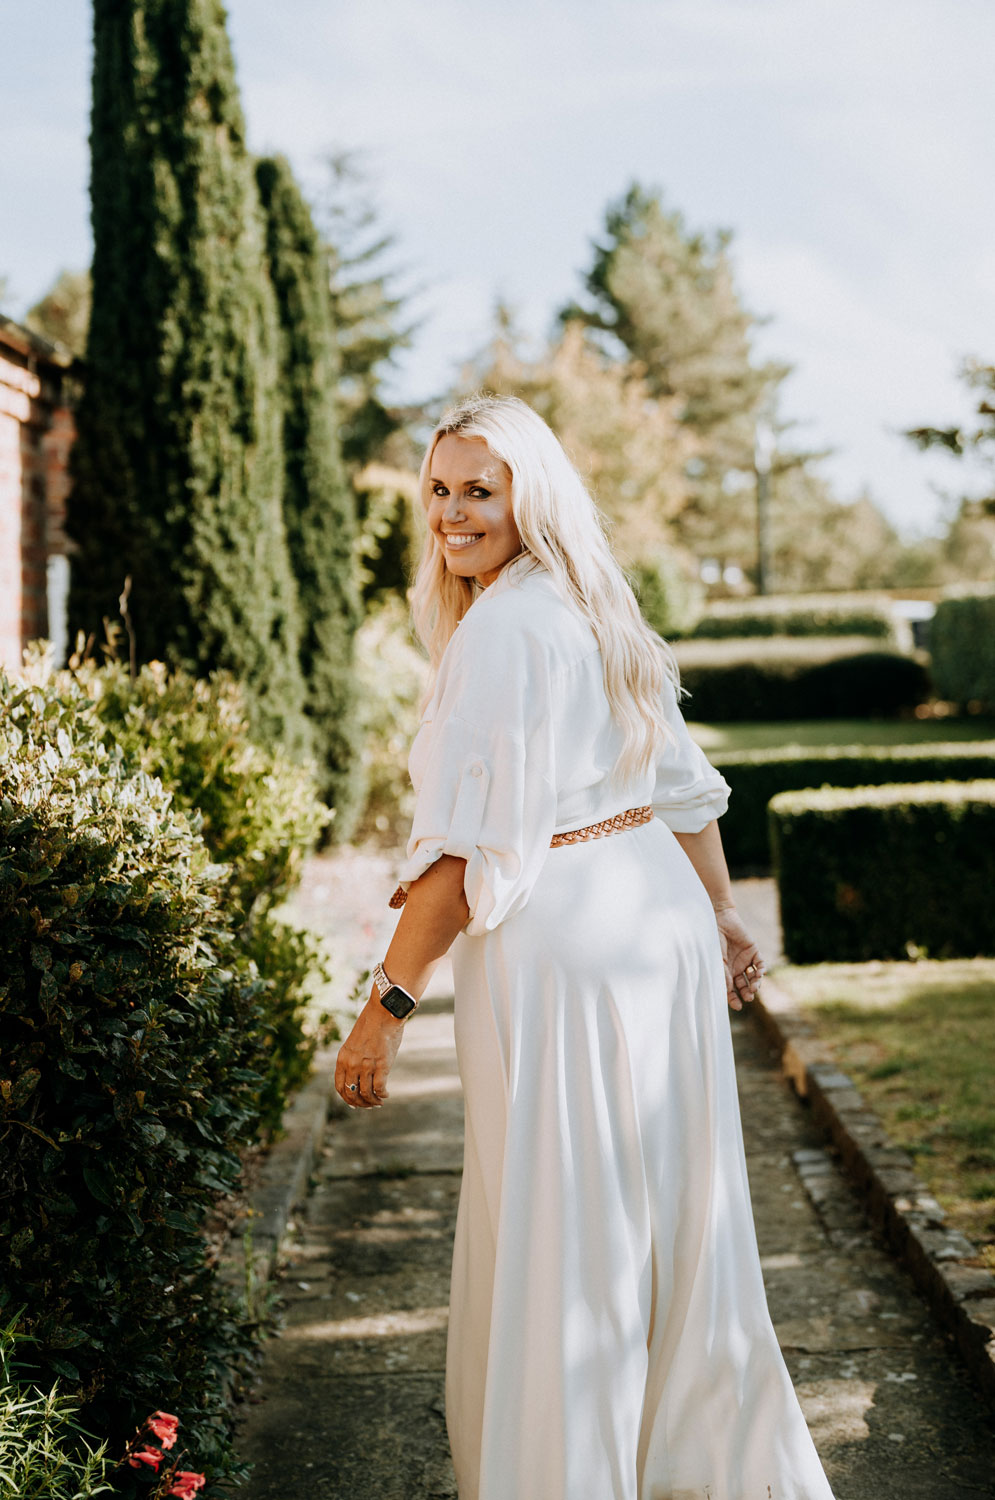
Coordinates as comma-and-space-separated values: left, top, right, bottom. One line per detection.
347, 1083, 358, 1092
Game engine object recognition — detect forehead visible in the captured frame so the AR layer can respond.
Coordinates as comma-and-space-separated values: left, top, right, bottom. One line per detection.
431, 433, 509, 483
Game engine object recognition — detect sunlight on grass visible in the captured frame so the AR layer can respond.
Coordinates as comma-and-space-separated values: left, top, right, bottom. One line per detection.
688, 719, 995, 753
774, 959, 995, 1269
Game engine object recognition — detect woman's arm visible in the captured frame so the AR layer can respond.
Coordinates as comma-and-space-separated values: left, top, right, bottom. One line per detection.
334, 854, 469, 1110
673, 822, 765, 1012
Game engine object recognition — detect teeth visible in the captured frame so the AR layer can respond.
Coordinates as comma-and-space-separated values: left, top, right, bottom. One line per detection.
445, 534, 483, 548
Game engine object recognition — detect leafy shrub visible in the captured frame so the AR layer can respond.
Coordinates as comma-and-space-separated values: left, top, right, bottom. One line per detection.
715, 740, 995, 868
688, 591, 910, 647
64, 653, 332, 1133
0, 670, 261, 1486
930, 591, 995, 710
770, 780, 995, 962
73, 655, 330, 918
674, 636, 930, 721
0, 1316, 113, 1499
353, 599, 429, 847
630, 551, 704, 640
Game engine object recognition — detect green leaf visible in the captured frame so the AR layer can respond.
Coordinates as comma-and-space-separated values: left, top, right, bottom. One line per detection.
47, 1354, 80, 1380
82, 1165, 117, 1207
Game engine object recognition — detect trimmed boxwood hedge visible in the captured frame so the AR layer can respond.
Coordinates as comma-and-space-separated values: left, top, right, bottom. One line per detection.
674, 637, 930, 721
688, 592, 909, 647
930, 592, 995, 710
715, 740, 995, 869
769, 780, 995, 962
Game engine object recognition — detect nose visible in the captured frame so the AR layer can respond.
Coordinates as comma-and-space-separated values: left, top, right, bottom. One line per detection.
441, 491, 466, 523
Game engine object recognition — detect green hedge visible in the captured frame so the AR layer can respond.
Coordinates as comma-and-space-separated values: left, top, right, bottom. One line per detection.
0, 670, 264, 1484
73, 654, 332, 1130
675, 637, 930, 721
715, 741, 995, 868
770, 780, 995, 962
688, 592, 910, 647
930, 592, 995, 710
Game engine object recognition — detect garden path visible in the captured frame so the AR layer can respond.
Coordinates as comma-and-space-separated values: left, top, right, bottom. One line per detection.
233, 856, 995, 1498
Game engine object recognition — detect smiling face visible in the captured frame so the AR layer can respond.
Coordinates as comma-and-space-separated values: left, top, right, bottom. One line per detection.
426, 433, 522, 588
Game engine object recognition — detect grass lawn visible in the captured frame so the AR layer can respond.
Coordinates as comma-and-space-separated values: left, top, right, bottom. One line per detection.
773, 959, 995, 1270
689, 717, 995, 754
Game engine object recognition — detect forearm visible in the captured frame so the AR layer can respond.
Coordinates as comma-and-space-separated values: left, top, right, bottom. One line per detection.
381, 853, 470, 999
673, 820, 736, 911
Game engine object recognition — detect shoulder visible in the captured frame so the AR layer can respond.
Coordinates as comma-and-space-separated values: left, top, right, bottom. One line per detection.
456, 559, 596, 674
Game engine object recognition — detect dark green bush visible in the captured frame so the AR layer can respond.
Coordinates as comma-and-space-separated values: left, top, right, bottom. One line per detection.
0, 671, 264, 1485
75, 654, 330, 919
71, 653, 332, 1125
770, 780, 995, 962
715, 740, 995, 868
930, 592, 995, 710
675, 636, 930, 721
688, 592, 909, 646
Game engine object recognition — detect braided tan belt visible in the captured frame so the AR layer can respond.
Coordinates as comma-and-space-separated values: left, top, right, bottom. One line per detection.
388, 804, 654, 908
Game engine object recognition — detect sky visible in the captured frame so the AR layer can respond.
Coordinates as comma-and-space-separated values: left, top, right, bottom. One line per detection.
3, 0, 994, 538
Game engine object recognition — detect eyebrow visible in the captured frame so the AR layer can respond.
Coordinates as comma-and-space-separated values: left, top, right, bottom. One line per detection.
429, 475, 495, 487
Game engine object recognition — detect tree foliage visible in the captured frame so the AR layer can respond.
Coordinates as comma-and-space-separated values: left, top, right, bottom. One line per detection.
255, 154, 362, 829
25, 270, 92, 358
69, 0, 308, 754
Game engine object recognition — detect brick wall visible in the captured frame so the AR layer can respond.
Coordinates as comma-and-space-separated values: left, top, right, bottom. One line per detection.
0, 319, 76, 674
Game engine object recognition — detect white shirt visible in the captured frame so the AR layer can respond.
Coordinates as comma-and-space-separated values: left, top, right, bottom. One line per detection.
398, 556, 731, 936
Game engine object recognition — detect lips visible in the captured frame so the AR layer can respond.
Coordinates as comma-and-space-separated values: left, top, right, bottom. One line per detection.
443, 533, 484, 549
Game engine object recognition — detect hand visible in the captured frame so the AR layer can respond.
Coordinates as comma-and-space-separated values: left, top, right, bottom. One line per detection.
334, 988, 404, 1108
712, 904, 766, 1012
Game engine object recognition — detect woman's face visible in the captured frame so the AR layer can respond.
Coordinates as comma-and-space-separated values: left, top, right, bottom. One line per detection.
427, 433, 522, 588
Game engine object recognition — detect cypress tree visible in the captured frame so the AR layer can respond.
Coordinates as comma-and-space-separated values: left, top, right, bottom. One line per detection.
69, 0, 308, 753
255, 154, 362, 831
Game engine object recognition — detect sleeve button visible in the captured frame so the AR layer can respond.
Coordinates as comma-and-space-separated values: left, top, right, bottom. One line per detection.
470, 764, 483, 777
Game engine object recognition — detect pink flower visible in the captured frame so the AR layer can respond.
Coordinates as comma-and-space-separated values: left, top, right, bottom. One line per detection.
150, 1410, 179, 1427
167, 1474, 206, 1499
147, 1414, 178, 1447
127, 1446, 163, 1470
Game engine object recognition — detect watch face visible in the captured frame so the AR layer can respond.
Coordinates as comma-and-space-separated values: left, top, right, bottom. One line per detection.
380, 984, 417, 1019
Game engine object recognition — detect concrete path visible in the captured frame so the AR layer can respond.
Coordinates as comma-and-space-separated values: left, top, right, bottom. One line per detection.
234, 868, 995, 1498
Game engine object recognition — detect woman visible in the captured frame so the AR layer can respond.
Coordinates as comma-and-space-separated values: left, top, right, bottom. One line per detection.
335, 396, 836, 1500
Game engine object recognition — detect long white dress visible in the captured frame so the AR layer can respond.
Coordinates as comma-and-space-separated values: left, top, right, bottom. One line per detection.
397, 556, 836, 1500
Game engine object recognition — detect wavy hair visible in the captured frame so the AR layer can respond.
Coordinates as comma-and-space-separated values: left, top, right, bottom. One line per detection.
409, 393, 681, 783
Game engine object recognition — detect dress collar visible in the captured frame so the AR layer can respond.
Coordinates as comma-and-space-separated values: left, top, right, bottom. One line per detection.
474, 551, 544, 601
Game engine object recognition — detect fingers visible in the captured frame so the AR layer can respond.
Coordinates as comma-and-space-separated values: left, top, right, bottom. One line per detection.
335, 1050, 388, 1109
732, 957, 766, 1007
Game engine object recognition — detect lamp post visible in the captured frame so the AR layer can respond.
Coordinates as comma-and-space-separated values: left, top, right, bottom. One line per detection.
754, 420, 775, 596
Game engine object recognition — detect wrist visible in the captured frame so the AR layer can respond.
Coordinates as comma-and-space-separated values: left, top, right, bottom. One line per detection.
711, 898, 737, 914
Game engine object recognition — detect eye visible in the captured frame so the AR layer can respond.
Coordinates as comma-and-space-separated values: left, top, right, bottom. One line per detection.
431, 483, 449, 497
469, 487, 491, 499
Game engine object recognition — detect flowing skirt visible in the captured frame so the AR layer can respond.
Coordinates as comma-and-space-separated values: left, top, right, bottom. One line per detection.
446, 818, 835, 1500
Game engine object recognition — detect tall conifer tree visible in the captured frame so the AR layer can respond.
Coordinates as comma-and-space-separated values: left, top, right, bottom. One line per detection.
255, 154, 362, 830
69, 0, 308, 753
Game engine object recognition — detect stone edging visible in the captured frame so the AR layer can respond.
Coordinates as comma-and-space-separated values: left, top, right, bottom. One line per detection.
752, 975, 995, 1410
217, 1043, 337, 1298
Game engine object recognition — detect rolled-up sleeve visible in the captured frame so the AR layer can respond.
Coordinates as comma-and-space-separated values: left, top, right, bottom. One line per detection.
652, 677, 731, 832
396, 625, 558, 936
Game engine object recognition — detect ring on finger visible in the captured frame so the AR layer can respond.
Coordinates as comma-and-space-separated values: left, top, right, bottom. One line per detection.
347, 1083, 358, 1092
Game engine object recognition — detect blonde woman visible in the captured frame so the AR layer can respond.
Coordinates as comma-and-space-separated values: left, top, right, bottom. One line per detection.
336, 396, 835, 1500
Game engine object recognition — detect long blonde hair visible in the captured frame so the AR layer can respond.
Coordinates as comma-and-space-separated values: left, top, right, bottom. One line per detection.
410, 394, 681, 783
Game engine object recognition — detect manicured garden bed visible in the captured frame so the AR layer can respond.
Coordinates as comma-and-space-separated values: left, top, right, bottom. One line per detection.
772, 960, 995, 1271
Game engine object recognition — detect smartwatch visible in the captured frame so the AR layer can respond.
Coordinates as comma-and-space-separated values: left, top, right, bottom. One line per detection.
372, 962, 418, 1021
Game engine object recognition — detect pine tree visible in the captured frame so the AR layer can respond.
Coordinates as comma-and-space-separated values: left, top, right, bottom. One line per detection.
255, 154, 362, 831
563, 184, 790, 567
69, 0, 308, 753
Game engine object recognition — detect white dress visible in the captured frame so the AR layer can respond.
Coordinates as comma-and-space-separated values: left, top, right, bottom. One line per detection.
397, 556, 836, 1500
